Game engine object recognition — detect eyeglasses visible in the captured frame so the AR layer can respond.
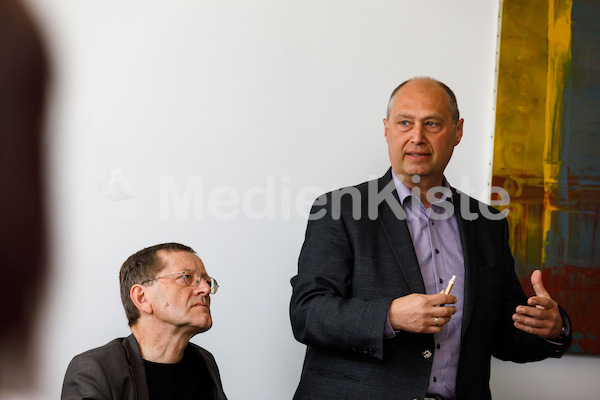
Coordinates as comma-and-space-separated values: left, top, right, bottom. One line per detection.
143, 270, 219, 294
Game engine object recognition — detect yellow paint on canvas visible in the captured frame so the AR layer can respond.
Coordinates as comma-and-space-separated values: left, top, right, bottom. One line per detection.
543, 1, 572, 252
493, 0, 549, 266
546, 0, 572, 165
494, 0, 548, 183
492, 0, 572, 267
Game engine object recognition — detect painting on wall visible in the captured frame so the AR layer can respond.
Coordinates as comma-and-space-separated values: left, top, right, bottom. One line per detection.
492, 0, 600, 354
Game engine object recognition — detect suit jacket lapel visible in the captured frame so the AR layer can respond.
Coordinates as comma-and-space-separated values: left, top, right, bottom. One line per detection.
123, 334, 150, 400
452, 189, 479, 338
194, 346, 228, 400
377, 169, 426, 294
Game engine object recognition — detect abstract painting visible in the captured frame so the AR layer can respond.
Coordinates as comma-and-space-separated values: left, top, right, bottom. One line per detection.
492, 0, 600, 353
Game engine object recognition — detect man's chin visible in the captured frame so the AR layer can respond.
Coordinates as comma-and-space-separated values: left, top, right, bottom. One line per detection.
195, 318, 213, 333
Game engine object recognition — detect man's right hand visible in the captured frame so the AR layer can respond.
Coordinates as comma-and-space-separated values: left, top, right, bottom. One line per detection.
388, 292, 457, 333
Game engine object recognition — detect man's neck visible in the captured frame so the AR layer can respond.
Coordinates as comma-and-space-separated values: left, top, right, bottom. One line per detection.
131, 324, 194, 364
395, 173, 446, 209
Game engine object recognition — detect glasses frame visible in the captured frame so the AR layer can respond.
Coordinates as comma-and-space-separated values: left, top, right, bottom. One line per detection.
142, 270, 219, 294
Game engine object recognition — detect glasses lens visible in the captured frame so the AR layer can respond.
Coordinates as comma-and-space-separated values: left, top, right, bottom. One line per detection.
208, 277, 218, 294
182, 271, 200, 287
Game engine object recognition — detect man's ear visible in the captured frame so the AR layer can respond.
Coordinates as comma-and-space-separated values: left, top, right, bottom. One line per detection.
130, 284, 153, 315
383, 118, 389, 142
454, 118, 464, 146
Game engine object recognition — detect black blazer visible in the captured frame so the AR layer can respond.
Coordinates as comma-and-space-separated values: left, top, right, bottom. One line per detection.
61, 334, 227, 400
290, 169, 569, 400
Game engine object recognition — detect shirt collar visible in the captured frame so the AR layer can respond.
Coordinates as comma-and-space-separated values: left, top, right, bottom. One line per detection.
391, 171, 454, 206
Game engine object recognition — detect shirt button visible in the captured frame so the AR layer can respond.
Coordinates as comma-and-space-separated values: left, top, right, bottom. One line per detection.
433, 377, 437, 382
439, 278, 443, 284
435, 249, 440, 254
430, 220, 435, 225
436, 343, 441, 349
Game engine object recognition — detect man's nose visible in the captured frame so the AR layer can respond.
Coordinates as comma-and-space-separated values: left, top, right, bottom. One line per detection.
410, 123, 426, 143
193, 277, 211, 295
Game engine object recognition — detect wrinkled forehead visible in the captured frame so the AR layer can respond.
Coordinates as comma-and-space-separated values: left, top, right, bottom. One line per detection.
157, 249, 207, 275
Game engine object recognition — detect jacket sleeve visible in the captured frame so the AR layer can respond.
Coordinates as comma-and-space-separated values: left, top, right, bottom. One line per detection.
61, 354, 112, 400
289, 194, 394, 360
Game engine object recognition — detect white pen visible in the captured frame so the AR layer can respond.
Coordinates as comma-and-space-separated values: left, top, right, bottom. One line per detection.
444, 275, 456, 295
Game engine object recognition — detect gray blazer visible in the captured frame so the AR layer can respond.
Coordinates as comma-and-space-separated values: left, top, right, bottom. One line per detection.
61, 334, 227, 400
290, 169, 570, 400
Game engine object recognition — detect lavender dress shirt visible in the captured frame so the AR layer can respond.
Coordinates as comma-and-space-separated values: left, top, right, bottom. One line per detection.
385, 173, 465, 400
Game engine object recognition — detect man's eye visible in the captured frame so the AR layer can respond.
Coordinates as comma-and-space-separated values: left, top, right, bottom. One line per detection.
425, 121, 443, 132
400, 121, 410, 126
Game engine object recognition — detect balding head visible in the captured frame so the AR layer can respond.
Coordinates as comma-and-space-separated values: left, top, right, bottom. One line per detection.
386, 77, 460, 125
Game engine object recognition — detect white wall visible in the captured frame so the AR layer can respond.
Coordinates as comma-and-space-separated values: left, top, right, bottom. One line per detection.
23, 0, 598, 398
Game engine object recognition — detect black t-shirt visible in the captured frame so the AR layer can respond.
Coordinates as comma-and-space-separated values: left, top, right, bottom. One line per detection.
144, 346, 216, 400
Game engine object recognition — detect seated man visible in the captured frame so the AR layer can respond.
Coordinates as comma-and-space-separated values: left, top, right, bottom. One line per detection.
61, 243, 227, 400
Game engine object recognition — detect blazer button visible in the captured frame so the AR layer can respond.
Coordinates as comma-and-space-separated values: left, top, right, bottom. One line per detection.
422, 349, 432, 358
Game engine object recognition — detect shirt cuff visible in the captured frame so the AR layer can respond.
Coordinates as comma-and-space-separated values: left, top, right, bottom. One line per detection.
384, 315, 401, 339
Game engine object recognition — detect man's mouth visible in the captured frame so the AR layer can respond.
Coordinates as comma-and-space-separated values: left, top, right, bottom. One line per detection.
192, 300, 209, 308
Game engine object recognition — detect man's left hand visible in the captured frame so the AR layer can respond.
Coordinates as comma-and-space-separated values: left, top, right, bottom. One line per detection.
512, 269, 563, 340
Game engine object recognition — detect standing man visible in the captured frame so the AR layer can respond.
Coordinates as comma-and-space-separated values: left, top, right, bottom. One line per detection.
290, 77, 571, 400
62, 243, 227, 400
